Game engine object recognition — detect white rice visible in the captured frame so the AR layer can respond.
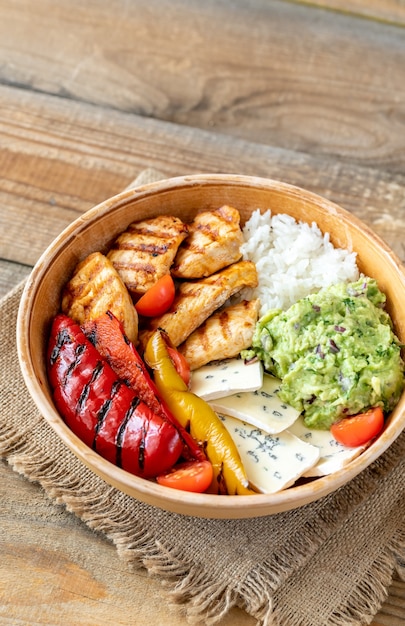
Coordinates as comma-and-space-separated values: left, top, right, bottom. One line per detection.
240, 209, 359, 316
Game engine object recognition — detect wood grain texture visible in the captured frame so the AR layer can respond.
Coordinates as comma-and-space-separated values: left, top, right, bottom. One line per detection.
291, 0, 405, 26
0, 261, 30, 300
1, 85, 405, 271
0, 0, 404, 173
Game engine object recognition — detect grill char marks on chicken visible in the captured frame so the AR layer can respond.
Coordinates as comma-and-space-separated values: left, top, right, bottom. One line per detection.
138, 260, 258, 350
172, 205, 244, 279
107, 215, 188, 296
61, 251, 139, 345
177, 299, 260, 370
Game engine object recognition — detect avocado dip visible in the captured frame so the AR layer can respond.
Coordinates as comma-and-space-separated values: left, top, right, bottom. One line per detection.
243, 277, 404, 430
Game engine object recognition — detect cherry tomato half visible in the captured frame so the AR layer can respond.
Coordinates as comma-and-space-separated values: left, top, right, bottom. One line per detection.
156, 460, 213, 493
330, 407, 384, 448
167, 346, 191, 387
135, 274, 175, 317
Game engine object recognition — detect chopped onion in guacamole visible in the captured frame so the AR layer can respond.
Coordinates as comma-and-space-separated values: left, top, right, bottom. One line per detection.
243, 277, 404, 430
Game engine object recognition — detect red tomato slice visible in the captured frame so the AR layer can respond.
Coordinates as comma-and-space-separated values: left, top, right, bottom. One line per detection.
330, 407, 384, 448
156, 460, 213, 493
135, 274, 175, 317
167, 346, 191, 387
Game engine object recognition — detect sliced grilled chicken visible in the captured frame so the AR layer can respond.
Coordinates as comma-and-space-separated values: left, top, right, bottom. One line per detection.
107, 215, 189, 295
172, 205, 244, 278
138, 260, 258, 350
61, 251, 138, 344
177, 299, 260, 370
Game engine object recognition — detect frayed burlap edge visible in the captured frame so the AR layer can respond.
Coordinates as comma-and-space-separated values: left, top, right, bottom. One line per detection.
270, 527, 405, 626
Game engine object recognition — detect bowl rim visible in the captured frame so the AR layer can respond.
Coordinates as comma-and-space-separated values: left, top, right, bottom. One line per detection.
16, 173, 405, 518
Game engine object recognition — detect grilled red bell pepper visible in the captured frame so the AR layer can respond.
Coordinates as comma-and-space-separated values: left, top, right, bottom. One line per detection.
82, 311, 205, 462
47, 314, 183, 478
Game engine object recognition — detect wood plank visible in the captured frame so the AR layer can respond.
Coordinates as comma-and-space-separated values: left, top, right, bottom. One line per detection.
0, 0, 404, 173
1, 85, 405, 270
0, 260, 30, 300
291, 0, 405, 26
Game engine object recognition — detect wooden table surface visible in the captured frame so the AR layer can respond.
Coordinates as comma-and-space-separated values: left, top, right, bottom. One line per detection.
1, 1, 404, 624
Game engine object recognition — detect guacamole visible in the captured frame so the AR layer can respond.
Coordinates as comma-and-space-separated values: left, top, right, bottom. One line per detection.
244, 277, 404, 430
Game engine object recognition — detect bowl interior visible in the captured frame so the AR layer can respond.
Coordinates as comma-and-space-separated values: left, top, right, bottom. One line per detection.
17, 174, 405, 518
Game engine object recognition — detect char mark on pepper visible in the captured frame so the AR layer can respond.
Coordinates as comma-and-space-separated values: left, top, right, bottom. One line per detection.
64, 345, 85, 384
77, 360, 104, 411
49, 328, 73, 366
47, 314, 183, 478
116, 397, 141, 468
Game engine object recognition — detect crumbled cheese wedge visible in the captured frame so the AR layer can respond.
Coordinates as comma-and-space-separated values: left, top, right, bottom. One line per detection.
190, 358, 263, 401
288, 416, 366, 477
210, 374, 300, 434
218, 413, 320, 493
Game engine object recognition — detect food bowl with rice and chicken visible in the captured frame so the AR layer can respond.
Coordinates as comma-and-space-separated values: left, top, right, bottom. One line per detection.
17, 174, 405, 519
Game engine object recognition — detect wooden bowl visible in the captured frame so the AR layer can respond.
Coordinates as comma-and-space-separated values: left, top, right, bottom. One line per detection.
17, 174, 405, 518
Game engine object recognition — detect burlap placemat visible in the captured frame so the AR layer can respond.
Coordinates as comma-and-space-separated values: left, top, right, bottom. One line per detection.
1, 170, 404, 626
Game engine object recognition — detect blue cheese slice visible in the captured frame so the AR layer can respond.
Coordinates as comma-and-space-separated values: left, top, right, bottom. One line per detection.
288, 416, 366, 477
190, 358, 263, 401
210, 374, 300, 434
218, 413, 320, 493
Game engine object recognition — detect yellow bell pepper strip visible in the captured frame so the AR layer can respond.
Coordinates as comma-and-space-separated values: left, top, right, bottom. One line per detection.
144, 329, 254, 495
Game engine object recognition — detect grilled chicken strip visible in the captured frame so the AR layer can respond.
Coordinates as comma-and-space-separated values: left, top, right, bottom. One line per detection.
107, 215, 189, 296
61, 251, 138, 345
138, 260, 258, 350
172, 205, 244, 278
177, 299, 260, 370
